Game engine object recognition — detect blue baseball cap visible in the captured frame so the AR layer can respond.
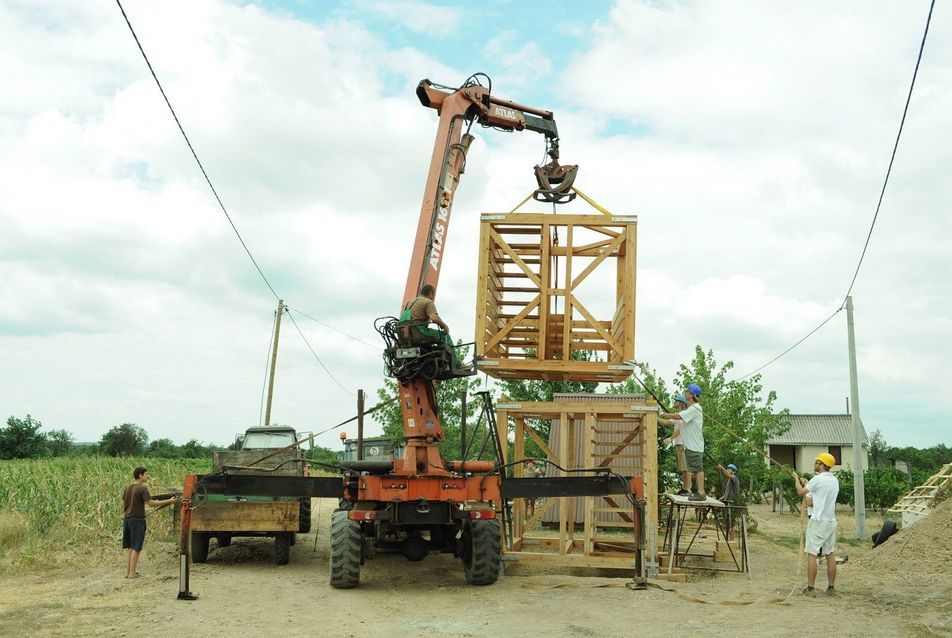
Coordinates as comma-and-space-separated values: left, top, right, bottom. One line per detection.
727, 464, 737, 472
686, 383, 702, 398
674, 394, 687, 405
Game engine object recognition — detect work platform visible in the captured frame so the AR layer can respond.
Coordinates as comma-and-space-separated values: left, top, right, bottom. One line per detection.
660, 494, 750, 577
475, 188, 636, 383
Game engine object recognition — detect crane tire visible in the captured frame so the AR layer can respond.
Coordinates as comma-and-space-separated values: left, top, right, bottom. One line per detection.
190, 532, 209, 564
330, 510, 361, 589
274, 532, 291, 565
299, 498, 312, 534
462, 518, 501, 586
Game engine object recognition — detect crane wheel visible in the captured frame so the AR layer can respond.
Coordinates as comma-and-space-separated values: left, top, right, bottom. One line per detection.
274, 532, 291, 565
461, 519, 501, 586
190, 532, 209, 564
330, 510, 361, 588
299, 498, 312, 534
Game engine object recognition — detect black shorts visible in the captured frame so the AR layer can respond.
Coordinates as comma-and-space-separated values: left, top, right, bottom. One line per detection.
122, 517, 147, 551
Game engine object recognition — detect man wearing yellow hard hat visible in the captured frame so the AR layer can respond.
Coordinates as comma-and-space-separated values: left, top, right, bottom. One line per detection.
793, 452, 840, 596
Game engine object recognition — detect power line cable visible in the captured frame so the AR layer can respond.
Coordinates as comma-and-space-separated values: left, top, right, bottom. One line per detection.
115, 0, 279, 302
736, 1, 935, 381
840, 0, 936, 306
286, 306, 382, 351
117, 1, 360, 396
286, 311, 356, 396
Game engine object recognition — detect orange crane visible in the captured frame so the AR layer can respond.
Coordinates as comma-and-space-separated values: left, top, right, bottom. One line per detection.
331, 74, 579, 587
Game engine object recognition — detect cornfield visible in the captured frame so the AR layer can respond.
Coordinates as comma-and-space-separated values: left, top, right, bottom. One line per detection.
0, 456, 209, 567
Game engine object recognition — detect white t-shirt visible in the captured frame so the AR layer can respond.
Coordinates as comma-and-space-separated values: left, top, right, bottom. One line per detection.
671, 418, 683, 445
806, 472, 839, 522
678, 403, 704, 452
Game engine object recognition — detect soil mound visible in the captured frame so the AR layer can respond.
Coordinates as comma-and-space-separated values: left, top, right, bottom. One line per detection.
849, 498, 952, 589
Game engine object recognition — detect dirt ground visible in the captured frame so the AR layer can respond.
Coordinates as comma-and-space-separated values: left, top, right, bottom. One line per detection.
1, 500, 950, 638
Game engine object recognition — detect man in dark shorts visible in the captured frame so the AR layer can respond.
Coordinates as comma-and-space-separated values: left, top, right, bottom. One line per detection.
121, 466, 177, 578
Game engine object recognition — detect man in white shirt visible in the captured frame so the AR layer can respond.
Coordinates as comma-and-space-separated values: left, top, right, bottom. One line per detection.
660, 383, 705, 501
660, 395, 691, 496
793, 452, 840, 596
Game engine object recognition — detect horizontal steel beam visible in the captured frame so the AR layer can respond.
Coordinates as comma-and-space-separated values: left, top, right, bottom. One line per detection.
500, 476, 635, 499
197, 474, 345, 498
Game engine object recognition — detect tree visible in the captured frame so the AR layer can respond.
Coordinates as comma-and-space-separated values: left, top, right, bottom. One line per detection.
868, 428, 887, 468
0, 415, 48, 459
148, 438, 180, 458
100, 423, 149, 456
374, 347, 488, 461
180, 439, 212, 459
609, 347, 789, 497
45, 429, 74, 457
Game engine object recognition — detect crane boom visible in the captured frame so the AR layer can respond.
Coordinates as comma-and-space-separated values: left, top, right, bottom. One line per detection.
391, 75, 576, 464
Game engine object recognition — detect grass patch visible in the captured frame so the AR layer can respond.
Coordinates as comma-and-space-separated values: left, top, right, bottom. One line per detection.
0, 456, 210, 571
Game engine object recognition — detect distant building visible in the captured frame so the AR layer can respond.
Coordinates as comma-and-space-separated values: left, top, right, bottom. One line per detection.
766, 414, 868, 473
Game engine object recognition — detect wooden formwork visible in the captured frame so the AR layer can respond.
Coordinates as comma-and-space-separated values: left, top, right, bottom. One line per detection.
888, 462, 952, 527
475, 188, 636, 383
494, 395, 658, 570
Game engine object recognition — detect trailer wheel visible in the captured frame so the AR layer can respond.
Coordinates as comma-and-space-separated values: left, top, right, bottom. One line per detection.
299, 498, 312, 534
461, 519, 500, 586
190, 532, 209, 564
330, 510, 361, 589
274, 532, 291, 565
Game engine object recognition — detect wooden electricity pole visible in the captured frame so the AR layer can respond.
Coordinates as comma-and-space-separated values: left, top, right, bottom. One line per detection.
846, 296, 867, 540
264, 299, 284, 426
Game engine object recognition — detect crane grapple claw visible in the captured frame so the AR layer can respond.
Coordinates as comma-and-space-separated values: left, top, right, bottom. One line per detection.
533, 160, 578, 204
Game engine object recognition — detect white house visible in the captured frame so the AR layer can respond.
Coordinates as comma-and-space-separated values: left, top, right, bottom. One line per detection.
766, 414, 868, 473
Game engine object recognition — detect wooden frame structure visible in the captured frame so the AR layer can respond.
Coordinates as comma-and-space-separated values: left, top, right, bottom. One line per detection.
493, 396, 658, 570
475, 189, 636, 382
888, 462, 952, 527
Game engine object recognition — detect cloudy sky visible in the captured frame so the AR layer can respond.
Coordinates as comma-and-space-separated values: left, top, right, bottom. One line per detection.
1, 0, 949, 451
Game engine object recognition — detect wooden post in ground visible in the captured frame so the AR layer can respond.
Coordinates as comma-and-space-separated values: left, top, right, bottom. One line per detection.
264, 299, 284, 426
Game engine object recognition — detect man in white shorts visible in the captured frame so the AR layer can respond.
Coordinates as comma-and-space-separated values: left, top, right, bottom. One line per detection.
793, 452, 840, 596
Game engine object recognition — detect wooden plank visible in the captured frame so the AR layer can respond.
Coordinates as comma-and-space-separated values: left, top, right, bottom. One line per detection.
190, 501, 298, 533
570, 233, 627, 291
644, 410, 658, 542
539, 222, 550, 363
559, 411, 569, 555
584, 412, 595, 554
484, 295, 542, 353
624, 224, 636, 362
562, 224, 573, 361
489, 228, 541, 288
569, 295, 619, 353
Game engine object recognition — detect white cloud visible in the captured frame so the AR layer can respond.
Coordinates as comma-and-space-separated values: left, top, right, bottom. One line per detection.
1, 0, 949, 452
354, 0, 461, 36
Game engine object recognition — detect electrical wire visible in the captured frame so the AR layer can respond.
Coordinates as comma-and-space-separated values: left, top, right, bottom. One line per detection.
116, 1, 363, 399
735, 1, 935, 381
286, 306, 382, 351
115, 0, 279, 302
840, 0, 936, 306
286, 311, 356, 396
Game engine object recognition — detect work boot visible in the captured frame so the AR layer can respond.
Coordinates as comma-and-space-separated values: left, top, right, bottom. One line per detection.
826, 586, 835, 596
689, 493, 707, 502
675, 489, 691, 497
802, 586, 816, 597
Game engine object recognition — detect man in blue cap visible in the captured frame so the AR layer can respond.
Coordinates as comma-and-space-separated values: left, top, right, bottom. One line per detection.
660, 395, 691, 496
660, 383, 705, 501
717, 463, 740, 505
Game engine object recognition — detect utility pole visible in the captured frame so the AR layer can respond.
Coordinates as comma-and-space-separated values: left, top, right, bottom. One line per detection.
264, 299, 284, 426
846, 296, 867, 540
357, 389, 365, 460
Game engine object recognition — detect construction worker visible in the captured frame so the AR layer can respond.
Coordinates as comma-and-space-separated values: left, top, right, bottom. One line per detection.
402, 284, 466, 373
793, 453, 840, 596
717, 463, 741, 539
717, 463, 740, 505
660, 383, 705, 501
660, 395, 691, 496
121, 467, 177, 579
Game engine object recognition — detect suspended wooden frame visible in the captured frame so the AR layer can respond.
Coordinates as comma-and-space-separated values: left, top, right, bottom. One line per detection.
474, 188, 636, 382
493, 396, 658, 571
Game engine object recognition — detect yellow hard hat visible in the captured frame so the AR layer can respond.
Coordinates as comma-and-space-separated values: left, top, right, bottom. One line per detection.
815, 453, 836, 469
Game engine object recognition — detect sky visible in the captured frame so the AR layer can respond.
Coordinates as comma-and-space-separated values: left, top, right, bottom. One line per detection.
1, 0, 949, 451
